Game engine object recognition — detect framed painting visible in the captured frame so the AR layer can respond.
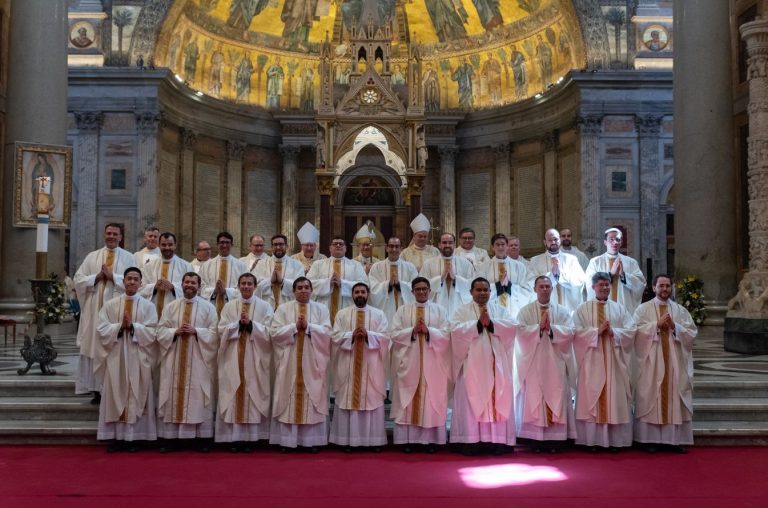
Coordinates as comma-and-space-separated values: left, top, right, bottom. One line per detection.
14, 142, 72, 227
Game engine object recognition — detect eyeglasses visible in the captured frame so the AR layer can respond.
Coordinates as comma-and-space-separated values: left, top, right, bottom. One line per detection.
331, 241, 346, 246
197, 247, 211, 251
460, 236, 474, 241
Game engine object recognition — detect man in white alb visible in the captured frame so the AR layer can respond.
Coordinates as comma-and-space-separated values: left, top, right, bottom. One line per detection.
559, 228, 589, 271
254, 234, 305, 309
368, 236, 418, 321
420, 233, 474, 318
190, 240, 211, 273
585, 228, 646, 314
401, 213, 440, 272
134, 226, 161, 269
528, 228, 586, 312
292, 222, 327, 273
199, 231, 247, 317
140, 232, 193, 319
307, 236, 367, 325
455, 227, 490, 270
352, 223, 380, 275
508, 236, 529, 267
240, 234, 268, 273
478, 233, 533, 318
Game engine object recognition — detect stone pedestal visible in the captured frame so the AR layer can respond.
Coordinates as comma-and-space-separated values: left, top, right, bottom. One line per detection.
438, 146, 458, 235
280, 145, 300, 253
673, 0, 736, 313
725, 18, 768, 354
1, 0, 68, 304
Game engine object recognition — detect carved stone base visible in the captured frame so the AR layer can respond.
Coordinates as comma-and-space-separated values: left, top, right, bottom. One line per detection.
724, 317, 768, 355
17, 333, 58, 375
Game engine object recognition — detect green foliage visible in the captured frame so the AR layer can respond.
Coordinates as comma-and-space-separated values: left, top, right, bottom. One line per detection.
439, 59, 451, 73
256, 54, 269, 69
32, 273, 68, 325
497, 47, 507, 62
469, 54, 481, 70
604, 7, 626, 27
287, 60, 300, 77
112, 8, 134, 29
675, 275, 707, 325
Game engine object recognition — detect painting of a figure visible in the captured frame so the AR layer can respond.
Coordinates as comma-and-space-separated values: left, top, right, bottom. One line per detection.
14, 143, 72, 227
341, 0, 396, 29
70, 22, 95, 49
209, 48, 224, 97
299, 62, 315, 111
423, 61, 440, 112
236, 54, 254, 101
481, 53, 502, 105
536, 34, 553, 88
168, 33, 181, 68
510, 43, 527, 99
390, 64, 406, 85
425, 0, 469, 43
451, 57, 474, 110
227, 0, 270, 30
282, 0, 331, 51
184, 39, 200, 82
642, 26, 668, 51
266, 57, 285, 109
471, 0, 503, 31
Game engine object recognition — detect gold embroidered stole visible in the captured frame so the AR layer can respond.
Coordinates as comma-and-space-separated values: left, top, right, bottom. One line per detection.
272, 259, 283, 308
481, 304, 499, 422
596, 301, 610, 424
410, 305, 427, 425
540, 305, 554, 426
498, 261, 508, 307
98, 249, 116, 308
216, 258, 228, 317
293, 303, 308, 424
551, 256, 563, 305
235, 301, 251, 423
444, 258, 453, 296
351, 309, 366, 410
658, 304, 672, 424
156, 260, 171, 317
249, 256, 260, 272
173, 301, 194, 423
330, 259, 341, 324
118, 297, 135, 422
609, 257, 619, 302
390, 264, 400, 311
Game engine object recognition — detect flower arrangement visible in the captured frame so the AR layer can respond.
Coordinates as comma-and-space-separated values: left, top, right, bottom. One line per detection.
30, 273, 68, 324
675, 275, 707, 325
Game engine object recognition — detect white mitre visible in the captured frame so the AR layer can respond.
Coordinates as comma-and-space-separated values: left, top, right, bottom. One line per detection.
354, 223, 376, 244
297, 222, 320, 245
410, 213, 431, 234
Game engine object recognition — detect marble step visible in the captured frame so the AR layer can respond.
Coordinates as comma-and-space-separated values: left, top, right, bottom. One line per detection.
694, 380, 768, 399
0, 419, 97, 445
693, 421, 768, 446
693, 398, 768, 422
0, 378, 81, 398
0, 396, 98, 421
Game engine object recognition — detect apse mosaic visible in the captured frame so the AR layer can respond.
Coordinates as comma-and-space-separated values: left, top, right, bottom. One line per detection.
155, 0, 585, 111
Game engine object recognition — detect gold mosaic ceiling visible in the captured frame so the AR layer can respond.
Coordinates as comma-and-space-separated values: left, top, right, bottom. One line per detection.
156, 0, 586, 110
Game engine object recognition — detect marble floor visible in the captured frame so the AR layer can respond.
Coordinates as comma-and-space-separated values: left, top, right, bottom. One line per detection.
1, 321, 766, 383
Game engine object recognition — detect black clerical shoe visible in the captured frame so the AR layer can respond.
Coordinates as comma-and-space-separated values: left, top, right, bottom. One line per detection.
106, 441, 122, 453
90, 391, 101, 405
669, 445, 688, 454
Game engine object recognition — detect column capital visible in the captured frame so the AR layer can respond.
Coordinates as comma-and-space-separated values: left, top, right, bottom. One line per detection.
634, 114, 663, 137
227, 140, 247, 161
317, 175, 335, 196
493, 142, 511, 160
74, 111, 104, 132
542, 130, 559, 151
181, 128, 197, 150
279, 144, 300, 163
135, 111, 161, 133
576, 115, 603, 135
438, 145, 459, 164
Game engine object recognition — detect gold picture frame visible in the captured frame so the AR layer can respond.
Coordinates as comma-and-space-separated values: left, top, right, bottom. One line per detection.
14, 142, 73, 227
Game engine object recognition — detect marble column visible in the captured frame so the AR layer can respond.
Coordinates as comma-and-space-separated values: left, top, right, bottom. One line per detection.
725, 19, 768, 353
135, 112, 161, 238
280, 145, 300, 253
542, 131, 559, 229
406, 176, 424, 244
674, 0, 736, 312
636, 115, 663, 277
438, 146, 458, 235
179, 128, 196, 259
226, 141, 246, 253
73, 112, 103, 269
494, 143, 511, 235
577, 115, 603, 258
1, 0, 68, 304
317, 175, 334, 256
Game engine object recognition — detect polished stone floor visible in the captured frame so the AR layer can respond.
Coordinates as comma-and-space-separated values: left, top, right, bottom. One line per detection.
1, 321, 766, 383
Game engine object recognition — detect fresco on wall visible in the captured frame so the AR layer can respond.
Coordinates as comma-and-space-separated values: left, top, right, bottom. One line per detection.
112, 5, 141, 65
154, 0, 585, 110
602, 5, 628, 67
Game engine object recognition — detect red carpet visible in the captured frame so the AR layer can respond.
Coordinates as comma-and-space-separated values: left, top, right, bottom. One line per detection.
1, 446, 766, 507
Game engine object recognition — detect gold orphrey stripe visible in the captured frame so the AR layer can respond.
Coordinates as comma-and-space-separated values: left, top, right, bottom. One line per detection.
174, 301, 193, 423
351, 310, 366, 410
659, 304, 671, 424
235, 302, 251, 424
293, 303, 307, 424
410, 306, 426, 426
596, 302, 609, 424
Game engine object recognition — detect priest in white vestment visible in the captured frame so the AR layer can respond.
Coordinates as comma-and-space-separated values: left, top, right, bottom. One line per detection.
633, 274, 697, 452
199, 231, 247, 317
478, 233, 534, 319
307, 236, 367, 325
421, 233, 474, 319
390, 277, 451, 448
269, 277, 333, 450
140, 232, 194, 319
190, 240, 211, 273
515, 275, 576, 449
352, 223, 380, 275
586, 228, 646, 313
528, 228, 586, 312
156, 272, 219, 446
216, 273, 274, 448
329, 283, 389, 448
254, 234, 305, 309
573, 272, 636, 450
560, 228, 590, 271
401, 213, 440, 271
291, 222, 327, 273
455, 227, 490, 269
450, 278, 517, 453
75, 223, 135, 397
96, 268, 158, 448
240, 234, 268, 273
509, 236, 530, 268
134, 226, 161, 269
368, 236, 418, 321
